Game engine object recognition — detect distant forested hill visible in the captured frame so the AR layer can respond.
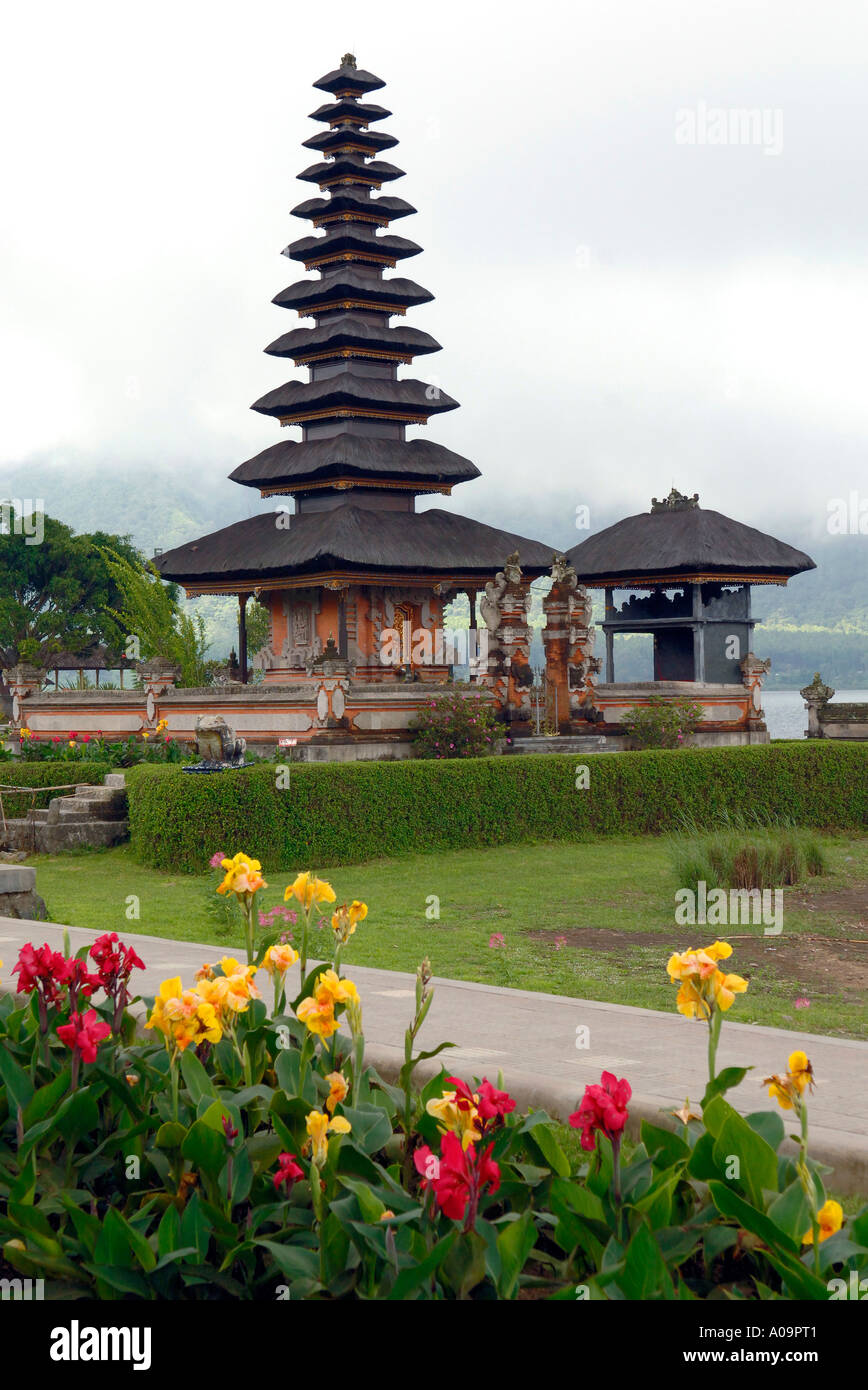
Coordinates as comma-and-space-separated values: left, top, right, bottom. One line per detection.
1, 460, 864, 685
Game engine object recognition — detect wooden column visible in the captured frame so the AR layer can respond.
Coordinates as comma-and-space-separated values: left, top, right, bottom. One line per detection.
604, 588, 615, 681
238, 594, 249, 685
692, 583, 706, 681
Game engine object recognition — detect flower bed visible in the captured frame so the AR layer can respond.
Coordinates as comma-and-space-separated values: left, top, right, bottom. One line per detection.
0, 858, 866, 1300
126, 741, 868, 873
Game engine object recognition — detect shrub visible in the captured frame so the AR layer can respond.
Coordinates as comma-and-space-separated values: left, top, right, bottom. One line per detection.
410, 691, 502, 758
0, 760, 111, 820
621, 696, 704, 749
126, 742, 868, 874
0, 904, 864, 1300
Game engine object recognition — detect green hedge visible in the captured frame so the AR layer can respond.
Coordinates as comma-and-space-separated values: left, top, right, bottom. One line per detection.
126, 742, 868, 874
0, 760, 111, 820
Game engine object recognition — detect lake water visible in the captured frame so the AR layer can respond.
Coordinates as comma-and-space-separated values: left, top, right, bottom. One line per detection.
763, 689, 868, 740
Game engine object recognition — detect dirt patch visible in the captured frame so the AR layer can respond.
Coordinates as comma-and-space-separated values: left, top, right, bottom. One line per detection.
528, 926, 868, 1004
791, 883, 868, 925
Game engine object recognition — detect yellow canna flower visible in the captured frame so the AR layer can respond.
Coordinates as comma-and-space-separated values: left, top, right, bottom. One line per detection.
263, 942, 299, 977
297, 993, 338, 1038
708, 969, 749, 1012
313, 968, 359, 1008
788, 1050, 814, 1094
217, 853, 267, 897
146, 976, 184, 1036
764, 1050, 815, 1111
667, 942, 747, 1021
305, 1108, 351, 1165
802, 1200, 843, 1245
332, 900, 368, 944
325, 1071, 348, 1114
285, 871, 336, 909
426, 1092, 483, 1149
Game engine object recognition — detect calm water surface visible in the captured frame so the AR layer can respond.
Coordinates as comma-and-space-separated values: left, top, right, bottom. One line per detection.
763, 689, 868, 740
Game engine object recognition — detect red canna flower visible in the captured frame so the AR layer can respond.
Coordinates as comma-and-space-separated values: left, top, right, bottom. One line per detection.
476, 1078, 517, 1121
56, 1008, 111, 1065
414, 1131, 500, 1229
89, 933, 145, 1030
273, 1152, 304, 1193
569, 1071, 632, 1153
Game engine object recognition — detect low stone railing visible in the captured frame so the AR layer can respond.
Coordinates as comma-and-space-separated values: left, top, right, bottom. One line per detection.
801, 673, 868, 740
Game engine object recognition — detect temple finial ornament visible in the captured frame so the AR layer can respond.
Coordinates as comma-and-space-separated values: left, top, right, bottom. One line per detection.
341, 52, 357, 68
650, 488, 700, 513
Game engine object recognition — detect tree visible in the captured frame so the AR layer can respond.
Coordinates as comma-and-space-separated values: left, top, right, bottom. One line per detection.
0, 511, 151, 670
100, 549, 209, 687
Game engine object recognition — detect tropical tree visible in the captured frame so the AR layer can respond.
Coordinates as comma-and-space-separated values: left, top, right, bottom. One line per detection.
0, 511, 148, 669
100, 549, 209, 687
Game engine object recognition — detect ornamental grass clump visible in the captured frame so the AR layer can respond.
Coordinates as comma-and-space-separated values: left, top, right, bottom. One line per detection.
1, 882, 867, 1300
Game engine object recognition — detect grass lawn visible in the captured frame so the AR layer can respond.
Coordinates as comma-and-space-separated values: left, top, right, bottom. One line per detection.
23, 829, 868, 1040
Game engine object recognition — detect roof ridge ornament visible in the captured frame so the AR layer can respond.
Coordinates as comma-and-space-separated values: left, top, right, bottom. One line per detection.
650, 488, 700, 513
341, 53, 357, 68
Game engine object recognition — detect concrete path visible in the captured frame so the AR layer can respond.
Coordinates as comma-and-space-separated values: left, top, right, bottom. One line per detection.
1, 916, 866, 1194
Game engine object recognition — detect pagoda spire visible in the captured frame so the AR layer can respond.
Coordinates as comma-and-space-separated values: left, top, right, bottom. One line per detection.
234, 58, 477, 499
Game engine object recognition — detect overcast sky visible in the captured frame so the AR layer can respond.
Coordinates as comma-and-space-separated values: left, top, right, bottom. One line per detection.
2, 0, 867, 548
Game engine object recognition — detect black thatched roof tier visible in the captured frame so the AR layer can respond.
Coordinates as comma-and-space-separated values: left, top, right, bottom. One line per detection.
229, 437, 480, 491
313, 61, 385, 97
291, 193, 416, 223
156, 506, 553, 587
273, 270, 434, 313
265, 315, 441, 361
297, 156, 404, 187
283, 230, 422, 265
302, 128, 398, 156
251, 374, 459, 422
567, 502, 816, 587
308, 100, 391, 124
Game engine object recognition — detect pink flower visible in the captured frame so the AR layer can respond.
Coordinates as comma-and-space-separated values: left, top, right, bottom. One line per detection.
209, 851, 226, 869
488, 933, 505, 949
794, 997, 811, 1009
273, 1152, 304, 1192
554, 935, 567, 951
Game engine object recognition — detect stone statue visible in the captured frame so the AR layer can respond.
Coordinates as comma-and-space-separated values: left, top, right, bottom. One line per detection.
189, 715, 247, 769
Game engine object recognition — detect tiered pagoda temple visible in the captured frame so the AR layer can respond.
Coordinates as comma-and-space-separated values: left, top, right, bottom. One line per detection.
156, 55, 551, 693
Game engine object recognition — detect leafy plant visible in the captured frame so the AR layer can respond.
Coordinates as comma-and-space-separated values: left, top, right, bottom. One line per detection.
410, 692, 502, 759
622, 696, 704, 749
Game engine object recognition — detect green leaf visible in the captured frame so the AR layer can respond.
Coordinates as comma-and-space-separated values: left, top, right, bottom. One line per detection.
525, 1122, 570, 1178
0, 1047, 35, 1113
338, 1177, 386, 1224
708, 1181, 798, 1254
54, 1088, 99, 1149
157, 1204, 182, 1261
387, 1232, 457, 1300
745, 1109, 786, 1152
496, 1211, 536, 1299
179, 1192, 212, 1262
618, 1222, 675, 1300
767, 1179, 814, 1245
713, 1112, 778, 1208
181, 1117, 226, 1178
258, 1239, 320, 1283
339, 1104, 392, 1155
640, 1121, 690, 1168
702, 1066, 752, 1108
155, 1121, 188, 1150
180, 1050, 218, 1105
23, 1069, 72, 1129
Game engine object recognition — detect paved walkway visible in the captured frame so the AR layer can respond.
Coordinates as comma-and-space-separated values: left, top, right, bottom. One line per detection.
1, 916, 866, 1193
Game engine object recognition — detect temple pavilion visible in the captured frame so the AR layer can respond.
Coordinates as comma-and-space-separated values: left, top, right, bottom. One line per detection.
567, 488, 815, 684
156, 55, 551, 684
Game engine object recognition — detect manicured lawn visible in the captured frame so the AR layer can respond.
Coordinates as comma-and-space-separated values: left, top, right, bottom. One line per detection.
24, 830, 868, 1039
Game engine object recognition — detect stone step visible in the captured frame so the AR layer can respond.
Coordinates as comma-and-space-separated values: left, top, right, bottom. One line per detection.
61, 795, 127, 819
104, 773, 127, 789
37, 820, 129, 854
25, 808, 50, 823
